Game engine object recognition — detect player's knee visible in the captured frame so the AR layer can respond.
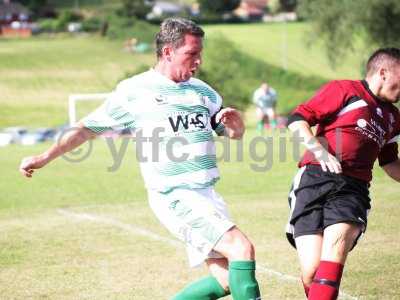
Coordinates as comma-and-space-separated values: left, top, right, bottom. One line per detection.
302, 271, 316, 287
299, 256, 319, 287
216, 228, 255, 260
229, 237, 255, 260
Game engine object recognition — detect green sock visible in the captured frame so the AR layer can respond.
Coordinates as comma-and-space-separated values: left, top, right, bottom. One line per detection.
256, 121, 264, 132
172, 276, 228, 300
229, 261, 261, 300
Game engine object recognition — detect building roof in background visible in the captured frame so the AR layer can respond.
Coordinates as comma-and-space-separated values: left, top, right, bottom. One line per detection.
235, 0, 268, 18
242, 0, 268, 9
0, 2, 29, 19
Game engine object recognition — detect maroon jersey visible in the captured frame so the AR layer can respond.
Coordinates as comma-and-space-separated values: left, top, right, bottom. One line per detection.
289, 80, 400, 182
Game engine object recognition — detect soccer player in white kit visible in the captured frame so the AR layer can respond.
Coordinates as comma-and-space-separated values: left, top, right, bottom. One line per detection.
19, 18, 262, 300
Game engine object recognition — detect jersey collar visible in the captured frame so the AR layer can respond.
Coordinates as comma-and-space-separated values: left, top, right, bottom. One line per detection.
150, 68, 191, 86
361, 79, 387, 104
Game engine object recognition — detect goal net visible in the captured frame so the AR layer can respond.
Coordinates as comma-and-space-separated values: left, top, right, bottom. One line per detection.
68, 93, 110, 126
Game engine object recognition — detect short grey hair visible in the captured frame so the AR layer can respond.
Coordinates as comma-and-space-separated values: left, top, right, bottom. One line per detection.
155, 17, 204, 58
366, 47, 400, 77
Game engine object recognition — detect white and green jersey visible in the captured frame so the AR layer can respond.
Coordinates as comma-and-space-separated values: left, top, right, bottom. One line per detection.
83, 69, 225, 193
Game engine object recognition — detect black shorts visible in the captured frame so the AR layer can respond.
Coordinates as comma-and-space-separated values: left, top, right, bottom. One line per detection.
285, 165, 371, 249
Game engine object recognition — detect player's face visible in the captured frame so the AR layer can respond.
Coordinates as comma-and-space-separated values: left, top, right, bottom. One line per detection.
169, 34, 203, 82
379, 63, 400, 103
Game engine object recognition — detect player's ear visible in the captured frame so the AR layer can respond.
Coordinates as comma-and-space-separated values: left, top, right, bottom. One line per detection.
379, 67, 387, 81
162, 44, 173, 61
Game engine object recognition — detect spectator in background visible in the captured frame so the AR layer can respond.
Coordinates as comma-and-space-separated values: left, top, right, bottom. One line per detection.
253, 82, 278, 132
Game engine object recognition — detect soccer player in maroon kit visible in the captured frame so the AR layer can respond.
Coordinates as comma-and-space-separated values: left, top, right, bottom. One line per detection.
286, 48, 400, 300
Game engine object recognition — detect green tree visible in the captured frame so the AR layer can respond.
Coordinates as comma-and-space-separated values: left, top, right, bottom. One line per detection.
279, 0, 297, 12
119, 0, 152, 19
198, 0, 241, 14
18, 0, 48, 18
298, 0, 400, 66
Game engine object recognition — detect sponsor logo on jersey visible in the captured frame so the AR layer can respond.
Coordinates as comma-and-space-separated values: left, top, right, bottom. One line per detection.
376, 107, 383, 118
168, 112, 208, 132
155, 94, 167, 104
355, 118, 386, 148
389, 113, 395, 124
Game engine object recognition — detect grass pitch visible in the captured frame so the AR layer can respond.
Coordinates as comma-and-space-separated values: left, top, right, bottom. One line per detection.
1, 129, 399, 299
0, 22, 397, 299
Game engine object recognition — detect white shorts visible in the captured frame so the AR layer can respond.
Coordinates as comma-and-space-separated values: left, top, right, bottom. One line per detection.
148, 187, 235, 267
259, 107, 275, 118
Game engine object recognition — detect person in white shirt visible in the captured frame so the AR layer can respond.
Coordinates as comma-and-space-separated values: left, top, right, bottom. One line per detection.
253, 82, 278, 131
19, 18, 262, 300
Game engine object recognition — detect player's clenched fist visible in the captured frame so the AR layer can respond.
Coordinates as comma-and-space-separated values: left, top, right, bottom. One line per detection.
19, 155, 48, 178
216, 107, 245, 139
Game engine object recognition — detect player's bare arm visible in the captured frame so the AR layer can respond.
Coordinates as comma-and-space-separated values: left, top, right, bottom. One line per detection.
382, 159, 400, 182
216, 107, 245, 140
288, 120, 342, 174
19, 123, 97, 178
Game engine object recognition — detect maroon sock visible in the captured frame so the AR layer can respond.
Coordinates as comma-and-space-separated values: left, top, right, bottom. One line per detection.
308, 261, 344, 300
302, 280, 310, 297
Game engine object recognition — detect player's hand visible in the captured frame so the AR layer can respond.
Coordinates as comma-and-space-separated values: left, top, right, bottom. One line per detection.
19, 155, 48, 178
216, 107, 245, 139
314, 148, 342, 174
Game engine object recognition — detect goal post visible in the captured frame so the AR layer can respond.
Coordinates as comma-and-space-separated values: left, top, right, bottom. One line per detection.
68, 93, 110, 126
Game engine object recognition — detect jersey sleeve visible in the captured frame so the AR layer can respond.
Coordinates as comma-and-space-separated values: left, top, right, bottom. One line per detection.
192, 78, 225, 135
211, 88, 226, 136
210, 106, 225, 136
208, 89, 223, 117
290, 81, 348, 126
82, 81, 136, 134
379, 131, 399, 166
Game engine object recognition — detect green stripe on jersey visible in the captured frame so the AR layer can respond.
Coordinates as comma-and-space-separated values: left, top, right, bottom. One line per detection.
136, 104, 210, 122
84, 120, 112, 133
109, 106, 136, 128
187, 85, 218, 104
160, 177, 220, 194
153, 84, 218, 104
162, 131, 213, 146
159, 155, 217, 176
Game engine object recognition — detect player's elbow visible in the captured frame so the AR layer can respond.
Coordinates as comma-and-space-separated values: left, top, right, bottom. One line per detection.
382, 159, 400, 182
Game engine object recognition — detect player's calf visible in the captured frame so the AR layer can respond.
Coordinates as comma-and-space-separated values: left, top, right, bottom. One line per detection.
295, 234, 323, 297
207, 258, 230, 292
308, 223, 361, 300
308, 260, 343, 300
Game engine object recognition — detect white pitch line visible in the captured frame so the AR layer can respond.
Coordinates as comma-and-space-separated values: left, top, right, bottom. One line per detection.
57, 209, 358, 300
58, 208, 179, 247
